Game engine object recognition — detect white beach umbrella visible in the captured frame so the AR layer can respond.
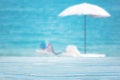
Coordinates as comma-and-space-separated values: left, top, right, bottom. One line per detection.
58, 3, 110, 54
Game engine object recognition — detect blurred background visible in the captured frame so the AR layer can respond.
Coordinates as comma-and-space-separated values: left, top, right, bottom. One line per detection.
0, 0, 120, 56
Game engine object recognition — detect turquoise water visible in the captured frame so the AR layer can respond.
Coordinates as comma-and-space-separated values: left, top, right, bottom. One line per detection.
0, 0, 120, 56
0, 57, 120, 80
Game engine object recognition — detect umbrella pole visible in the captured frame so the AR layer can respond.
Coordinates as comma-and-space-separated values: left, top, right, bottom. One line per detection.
84, 16, 87, 54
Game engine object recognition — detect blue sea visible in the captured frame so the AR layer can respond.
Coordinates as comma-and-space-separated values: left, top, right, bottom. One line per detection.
0, 0, 120, 56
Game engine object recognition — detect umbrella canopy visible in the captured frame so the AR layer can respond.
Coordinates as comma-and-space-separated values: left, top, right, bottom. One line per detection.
58, 3, 110, 17
58, 3, 110, 54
